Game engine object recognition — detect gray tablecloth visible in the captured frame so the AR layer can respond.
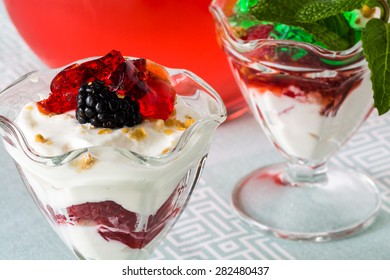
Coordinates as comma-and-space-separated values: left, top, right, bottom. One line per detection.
1, 1, 390, 260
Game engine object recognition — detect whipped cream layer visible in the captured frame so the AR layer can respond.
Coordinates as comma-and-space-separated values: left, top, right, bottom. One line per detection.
58, 226, 149, 260
9, 95, 204, 215
246, 74, 373, 162
16, 97, 199, 157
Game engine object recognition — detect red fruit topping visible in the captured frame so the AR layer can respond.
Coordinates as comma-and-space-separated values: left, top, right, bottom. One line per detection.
137, 77, 175, 120
136, 60, 175, 120
118, 59, 175, 120
37, 50, 125, 115
36, 90, 78, 115
51, 184, 183, 249
37, 50, 176, 120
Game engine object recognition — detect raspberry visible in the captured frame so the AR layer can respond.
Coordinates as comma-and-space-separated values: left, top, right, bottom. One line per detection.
76, 81, 142, 128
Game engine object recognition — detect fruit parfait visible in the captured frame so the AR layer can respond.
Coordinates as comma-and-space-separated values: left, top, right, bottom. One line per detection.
0, 50, 226, 259
211, 0, 388, 164
210, 0, 388, 241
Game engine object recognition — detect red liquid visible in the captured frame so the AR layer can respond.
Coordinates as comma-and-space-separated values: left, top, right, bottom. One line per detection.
4, 0, 246, 117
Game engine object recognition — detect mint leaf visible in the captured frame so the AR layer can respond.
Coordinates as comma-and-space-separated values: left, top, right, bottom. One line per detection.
365, 0, 388, 8
249, 0, 360, 51
248, 0, 312, 25
246, 0, 366, 50
362, 18, 390, 115
295, 0, 365, 22
298, 22, 351, 50
246, 0, 382, 24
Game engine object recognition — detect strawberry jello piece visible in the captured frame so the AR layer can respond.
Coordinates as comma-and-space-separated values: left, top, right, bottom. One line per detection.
113, 58, 175, 120
37, 50, 125, 115
37, 50, 176, 120
125, 59, 175, 120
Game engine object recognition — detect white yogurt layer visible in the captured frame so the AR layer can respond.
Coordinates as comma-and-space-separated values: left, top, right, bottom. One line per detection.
57, 226, 150, 260
10, 96, 203, 215
246, 73, 373, 162
16, 97, 199, 157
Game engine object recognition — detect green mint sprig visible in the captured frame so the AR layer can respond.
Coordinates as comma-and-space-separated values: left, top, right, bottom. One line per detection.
362, 18, 390, 115
240, 0, 390, 115
296, 0, 375, 22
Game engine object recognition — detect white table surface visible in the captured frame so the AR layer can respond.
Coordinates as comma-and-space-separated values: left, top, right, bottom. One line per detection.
1, 1, 390, 260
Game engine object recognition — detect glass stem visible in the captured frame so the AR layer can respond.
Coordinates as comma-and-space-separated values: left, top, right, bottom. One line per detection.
283, 160, 328, 187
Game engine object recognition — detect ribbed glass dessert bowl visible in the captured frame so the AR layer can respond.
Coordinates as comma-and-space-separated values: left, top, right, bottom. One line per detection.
210, 0, 385, 241
0, 54, 226, 259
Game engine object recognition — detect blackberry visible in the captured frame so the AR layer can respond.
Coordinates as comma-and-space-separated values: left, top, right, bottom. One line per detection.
76, 80, 143, 128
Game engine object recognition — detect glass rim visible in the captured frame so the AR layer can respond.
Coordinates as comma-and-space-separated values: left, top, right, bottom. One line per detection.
209, 0, 368, 58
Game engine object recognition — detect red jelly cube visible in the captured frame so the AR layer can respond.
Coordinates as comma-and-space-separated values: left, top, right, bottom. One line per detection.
37, 50, 176, 121
122, 59, 176, 120
138, 77, 176, 120
37, 50, 126, 114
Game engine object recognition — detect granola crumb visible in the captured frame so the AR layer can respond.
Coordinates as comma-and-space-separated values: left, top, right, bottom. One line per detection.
175, 120, 186, 131
184, 117, 195, 128
162, 147, 171, 154
35, 134, 45, 143
77, 153, 96, 170
121, 128, 129, 133
175, 117, 195, 130
35, 134, 51, 144
25, 105, 34, 111
155, 119, 165, 129
130, 127, 148, 141
98, 128, 112, 135
163, 128, 174, 135
164, 118, 176, 127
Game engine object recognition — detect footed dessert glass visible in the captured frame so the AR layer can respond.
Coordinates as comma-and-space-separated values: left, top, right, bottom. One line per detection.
210, 0, 383, 241
0, 58, 226, 259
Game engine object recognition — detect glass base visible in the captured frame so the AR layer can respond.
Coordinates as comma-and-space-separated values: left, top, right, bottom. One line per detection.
232, 163, 381, 242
